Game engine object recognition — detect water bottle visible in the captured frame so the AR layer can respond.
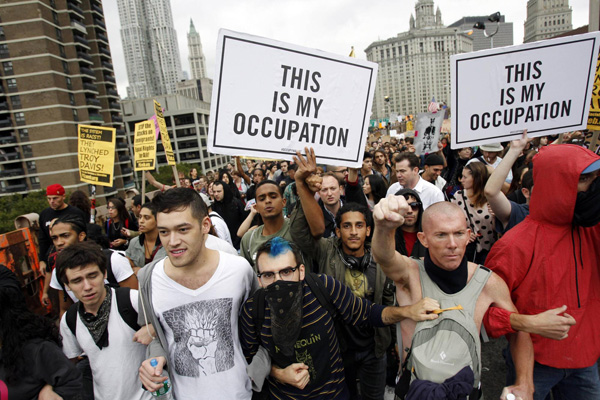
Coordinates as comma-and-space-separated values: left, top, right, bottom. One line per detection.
150, 358, 173, 398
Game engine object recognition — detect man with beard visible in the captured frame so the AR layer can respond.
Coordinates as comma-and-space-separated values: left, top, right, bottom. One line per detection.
373, 150, 394, 185
211, 180, 248, 250
239, 237, 438, 399
317, 172, 344, 238
486, 145, 600, 399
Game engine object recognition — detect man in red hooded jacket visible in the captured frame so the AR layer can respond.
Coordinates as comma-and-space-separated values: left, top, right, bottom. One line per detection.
486, 144, 600, 400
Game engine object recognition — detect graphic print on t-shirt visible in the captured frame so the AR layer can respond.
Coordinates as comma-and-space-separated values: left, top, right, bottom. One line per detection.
163, 298, 234, 377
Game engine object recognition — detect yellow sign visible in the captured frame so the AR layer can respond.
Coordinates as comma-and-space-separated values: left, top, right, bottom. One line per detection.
588, 51, 600, 130
78, 125, 116, 187
406, 121, 414, 131
154, 100, 175, 165
134, 120, 156, 171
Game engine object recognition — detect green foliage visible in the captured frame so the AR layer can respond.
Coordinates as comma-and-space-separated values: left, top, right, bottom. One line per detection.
0, 190, 49, 234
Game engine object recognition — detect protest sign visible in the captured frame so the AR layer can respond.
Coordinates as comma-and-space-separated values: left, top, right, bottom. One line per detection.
451, 31, 600, 149
208, 29, 378, 167
587, 51, 600, 130
134, 120, 156, 171
414, 111, 445, 155
78, 125, 115, 187
154, 100, 175, 166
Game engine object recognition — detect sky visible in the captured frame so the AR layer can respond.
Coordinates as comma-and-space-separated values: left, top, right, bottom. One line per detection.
102, 0, 590, 98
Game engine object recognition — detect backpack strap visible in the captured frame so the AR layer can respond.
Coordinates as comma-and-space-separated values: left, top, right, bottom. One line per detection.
65, 301, 79, 336
251, 288, 266, 333
304, 273, 337, 319
114, 287, 140, 332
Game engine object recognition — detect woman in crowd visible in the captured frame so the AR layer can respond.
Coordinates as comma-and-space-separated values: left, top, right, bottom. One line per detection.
105, 197, 136, 250
231, 170, 248, 200
189, 167, 199, 181
218, 170, 242, 199
0, 266, 82, 399
362, 174, 387, 211
451, 162, 495, 264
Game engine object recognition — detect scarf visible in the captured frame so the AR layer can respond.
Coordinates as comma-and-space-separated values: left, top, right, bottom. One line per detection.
573, 176, 600, 227
265, 280, 304, 358
424, 250, 468, 294
79, 286, 112, 349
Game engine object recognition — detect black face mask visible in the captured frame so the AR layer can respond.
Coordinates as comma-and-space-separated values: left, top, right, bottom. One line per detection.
424, 250, 468, 294
265, 280, 304, 358
574, 176, 600, 227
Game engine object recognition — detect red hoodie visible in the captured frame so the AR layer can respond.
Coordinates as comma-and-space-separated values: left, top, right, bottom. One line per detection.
486, 144, 600, 369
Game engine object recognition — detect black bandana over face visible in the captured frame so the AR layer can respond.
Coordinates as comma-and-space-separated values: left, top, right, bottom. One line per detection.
265, 280, 304, 358
424, 250, 468, 294
574, 176, 600, 227
79, 286, 112, 349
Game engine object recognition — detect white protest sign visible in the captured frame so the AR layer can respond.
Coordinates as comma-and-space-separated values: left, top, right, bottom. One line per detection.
414, 112, 445, 155
208, 29, 378, 167
451, 31, 600, 149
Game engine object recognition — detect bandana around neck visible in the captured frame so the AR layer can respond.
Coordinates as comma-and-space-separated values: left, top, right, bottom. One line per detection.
78, 286, 111, 349
424, 250, 468, 294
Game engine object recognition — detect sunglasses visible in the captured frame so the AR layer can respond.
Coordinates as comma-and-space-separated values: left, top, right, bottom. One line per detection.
408, 202, 421, 211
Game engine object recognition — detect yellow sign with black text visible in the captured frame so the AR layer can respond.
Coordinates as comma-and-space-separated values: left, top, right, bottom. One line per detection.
134, 120, 157, 171
77, 125, 116, 186
154, 100, 175, 165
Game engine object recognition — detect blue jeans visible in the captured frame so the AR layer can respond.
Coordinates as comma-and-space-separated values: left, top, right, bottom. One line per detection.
504, 345, 600, 400
343, 348, 387, 400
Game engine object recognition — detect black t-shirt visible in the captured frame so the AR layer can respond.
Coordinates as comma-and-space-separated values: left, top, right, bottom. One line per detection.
341, 262, 377, 351
38, 205, 86, 263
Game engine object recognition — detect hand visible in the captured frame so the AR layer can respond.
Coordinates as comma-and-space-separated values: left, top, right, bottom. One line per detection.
373, 194, 410, 230
121, 228, 132, 238
347, 167, 359, 184
293, 147, 322, 192
111, 239, 127, 248
487, 203, 495, 218
501, 383, 533, 400
133, 324, 156, 345
509, 129, 531, 154
406, 143, 416, 153
468, 232, 478, 244
139, 356, 167, 392
249, 203, 258, 216
42, 291, 50, 306
437, 141, 443, 151
528, 305, 576, 340
39, 384, 63, 400
406, 297, 440, 322
272, 363, 310, 389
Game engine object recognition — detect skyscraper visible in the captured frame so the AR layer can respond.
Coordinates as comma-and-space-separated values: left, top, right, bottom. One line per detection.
0, 0, 134, 198
524, 0, 573, 43
188, 19, 207, 79
118, 0, 183, 98
365, 0, 473, 118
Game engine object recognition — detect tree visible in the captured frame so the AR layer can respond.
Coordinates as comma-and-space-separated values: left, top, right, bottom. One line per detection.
0, 190, 48, 234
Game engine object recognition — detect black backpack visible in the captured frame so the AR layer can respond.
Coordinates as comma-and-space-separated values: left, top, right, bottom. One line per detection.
65, 286, 140, 336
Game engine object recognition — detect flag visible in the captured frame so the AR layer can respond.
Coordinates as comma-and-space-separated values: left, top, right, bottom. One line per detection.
428, 97, 438, 113
349, 46, 355, 57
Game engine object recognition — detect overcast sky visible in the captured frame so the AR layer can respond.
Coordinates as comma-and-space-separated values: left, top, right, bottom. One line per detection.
102, 0, 590, 97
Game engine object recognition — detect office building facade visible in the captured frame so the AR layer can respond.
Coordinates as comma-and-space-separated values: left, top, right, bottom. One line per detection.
449, 16, 514, 51
524, 0, 573, 43
188, 19, 207, 80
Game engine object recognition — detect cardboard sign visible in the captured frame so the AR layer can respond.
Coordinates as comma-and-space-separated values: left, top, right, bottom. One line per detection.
134, 120, 156, 171
587, 51, 600, 130
414, 112, 445, 155
154, 100, 175, 165
78, 125, 115, 186
209, 29, 378, 167
451, 32, 600, 149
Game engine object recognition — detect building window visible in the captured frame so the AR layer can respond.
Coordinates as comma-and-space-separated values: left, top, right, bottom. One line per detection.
72, 109, 78, 121
62, 61, 69, 73
6, 78, 17, 91
14, 112, 25, 125
50, 0, 56, 8
69, 93, 75, 105
66, 77, 72, 89
52, 11, 59, 25
55, 27, 62, 41
59, 45, 66, 58
0, 44, 9, 58
19, 128, 29, 140
10, 95, 21, 108
26, 161, 36, 170
30, 176, 40, 185
0, 27, 5, 40
2, 61, 13, 75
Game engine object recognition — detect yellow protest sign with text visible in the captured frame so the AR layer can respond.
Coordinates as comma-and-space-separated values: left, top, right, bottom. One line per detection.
134, 120, 157, 171
78, 125, 115, 186
154, 100, 175, 165
588, 51, 600, 130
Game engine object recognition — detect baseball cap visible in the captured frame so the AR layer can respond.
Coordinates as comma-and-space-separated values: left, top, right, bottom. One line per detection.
424, 154, 444, 166
46, 184, 65, 196
582, 159, 600, 174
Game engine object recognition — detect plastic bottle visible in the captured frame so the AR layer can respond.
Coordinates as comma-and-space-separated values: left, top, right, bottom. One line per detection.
150, 358, 173, 398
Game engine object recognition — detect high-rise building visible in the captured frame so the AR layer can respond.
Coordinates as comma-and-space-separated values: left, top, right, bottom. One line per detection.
0, 0, 134, 198
188, 19, 207, 80
176, 78, 213, 102
118, 0, 183, 98
524, 0, 573, 43
449, 16, 514, 51
365, 0, 473, 119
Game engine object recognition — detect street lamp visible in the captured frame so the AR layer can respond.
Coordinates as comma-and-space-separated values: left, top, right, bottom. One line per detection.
473, 11, 501, 49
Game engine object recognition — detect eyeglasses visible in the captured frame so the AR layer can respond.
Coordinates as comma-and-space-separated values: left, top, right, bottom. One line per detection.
257, 265, 299, 284
408, 202, 421, 211
333, 169, 348, 174
107, 206, 117, 210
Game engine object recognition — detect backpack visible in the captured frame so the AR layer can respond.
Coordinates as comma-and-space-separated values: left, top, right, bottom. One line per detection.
395, 260, 491, 399
65, 286, 141, 336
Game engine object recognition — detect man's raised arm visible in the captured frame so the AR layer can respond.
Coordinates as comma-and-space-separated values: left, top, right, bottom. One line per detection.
372, 194, 413, 284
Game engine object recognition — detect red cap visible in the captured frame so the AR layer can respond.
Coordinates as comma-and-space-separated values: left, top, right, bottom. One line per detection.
46, 184, 65, 196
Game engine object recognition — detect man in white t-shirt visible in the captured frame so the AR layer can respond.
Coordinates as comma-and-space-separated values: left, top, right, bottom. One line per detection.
45, 214, 137, 317
387, 152, 444, 209
138, 188, 258, 399
57, 242, 151, 400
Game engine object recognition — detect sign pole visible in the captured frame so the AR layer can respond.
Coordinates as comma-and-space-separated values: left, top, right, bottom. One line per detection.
90, 184, 96, 223
172, 165, 181, 187
141, 172, 146, 203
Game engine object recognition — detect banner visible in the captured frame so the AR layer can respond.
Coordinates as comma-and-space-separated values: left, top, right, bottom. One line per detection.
414, 111, 445, 155
451, 32, 600, 149
154, 100, 175, 165
77, 125, 115, 186
588, 51, 600, 130
208, 29, 378, 167
134, 120, 156, 171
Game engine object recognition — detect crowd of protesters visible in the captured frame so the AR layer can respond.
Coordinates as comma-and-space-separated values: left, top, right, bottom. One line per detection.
1, 128, 599, 400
